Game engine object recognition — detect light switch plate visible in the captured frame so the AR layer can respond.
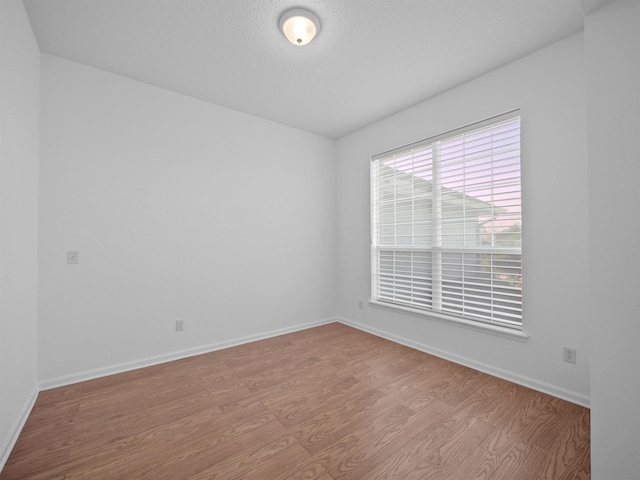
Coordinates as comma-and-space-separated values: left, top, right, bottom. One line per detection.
67, 251, 79, 264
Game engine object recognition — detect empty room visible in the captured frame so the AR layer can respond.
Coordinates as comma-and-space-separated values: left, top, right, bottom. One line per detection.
1, 0, 638, 478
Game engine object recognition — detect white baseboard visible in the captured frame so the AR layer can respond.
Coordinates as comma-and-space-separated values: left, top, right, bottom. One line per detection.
337, 317, 590, 408
39, 317, 337, 391
0, 386, 38, 472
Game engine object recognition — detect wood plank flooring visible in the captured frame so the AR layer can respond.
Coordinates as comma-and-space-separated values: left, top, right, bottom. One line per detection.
1, 323, 590, 479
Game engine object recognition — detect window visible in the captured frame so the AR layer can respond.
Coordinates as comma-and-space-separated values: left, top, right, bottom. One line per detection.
371, 111, 522, 330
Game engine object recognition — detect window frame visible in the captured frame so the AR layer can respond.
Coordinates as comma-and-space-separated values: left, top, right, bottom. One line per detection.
370, 111, 527, 339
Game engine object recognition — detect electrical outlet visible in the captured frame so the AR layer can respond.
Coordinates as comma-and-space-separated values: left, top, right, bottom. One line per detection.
563, 347, 576, 364
358, 300, 364, 310
175, 320, 184, 332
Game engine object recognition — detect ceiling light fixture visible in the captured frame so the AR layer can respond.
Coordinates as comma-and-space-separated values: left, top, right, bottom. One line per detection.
279, 8, 320, 46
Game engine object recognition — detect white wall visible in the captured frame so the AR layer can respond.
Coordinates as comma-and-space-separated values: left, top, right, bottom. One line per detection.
336, 33, 590, 405
38, 55, 337, 385
586, 1, 640, 478
0, 0, 40, 467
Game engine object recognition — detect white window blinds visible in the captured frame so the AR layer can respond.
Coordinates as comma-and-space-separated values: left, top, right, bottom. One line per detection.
371, 112, 522, 329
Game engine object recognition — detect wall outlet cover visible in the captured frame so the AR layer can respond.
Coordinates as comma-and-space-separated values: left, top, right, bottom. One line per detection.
563, 347, 576, 364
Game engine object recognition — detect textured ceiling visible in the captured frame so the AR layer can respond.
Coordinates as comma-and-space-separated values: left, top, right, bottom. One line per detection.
24, 0, 586, 139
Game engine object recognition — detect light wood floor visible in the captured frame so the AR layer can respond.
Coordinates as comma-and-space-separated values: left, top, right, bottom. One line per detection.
1, 323, 590, 479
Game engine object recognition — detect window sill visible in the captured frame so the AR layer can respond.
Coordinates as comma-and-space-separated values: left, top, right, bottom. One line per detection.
368, 300, 530, 342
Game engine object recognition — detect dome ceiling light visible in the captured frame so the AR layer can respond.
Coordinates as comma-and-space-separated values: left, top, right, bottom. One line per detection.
279, 8, 320, 46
